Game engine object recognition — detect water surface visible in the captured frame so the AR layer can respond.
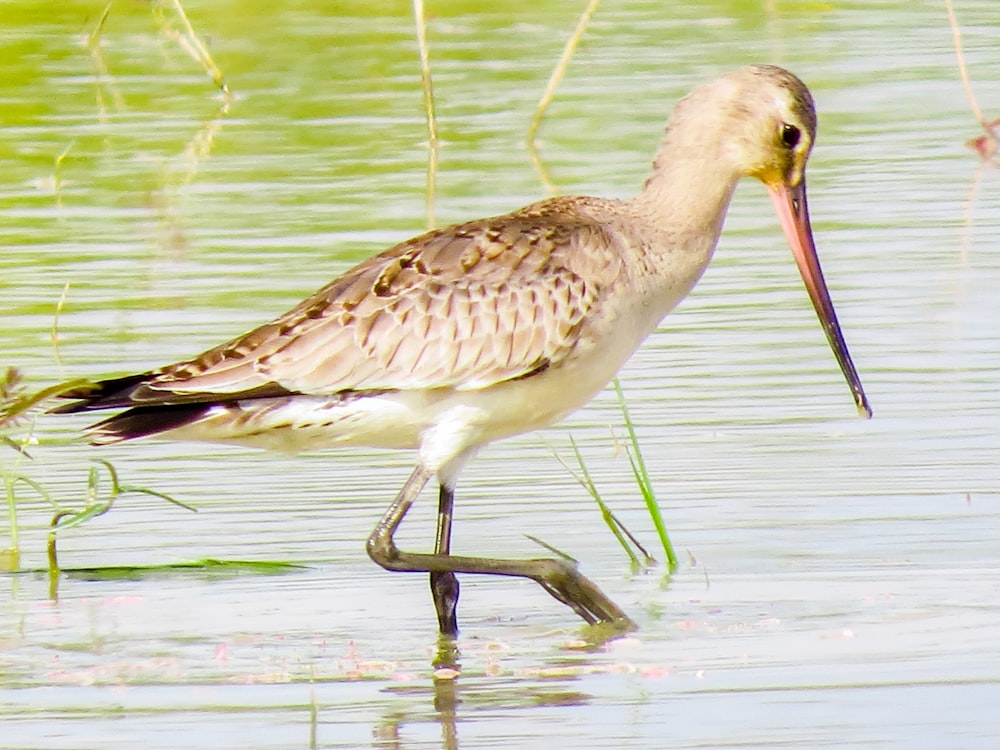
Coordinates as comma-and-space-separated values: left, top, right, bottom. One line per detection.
2, 1, 999, 748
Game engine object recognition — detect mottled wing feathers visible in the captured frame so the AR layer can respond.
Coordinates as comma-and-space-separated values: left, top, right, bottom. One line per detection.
63, 200, 623, 410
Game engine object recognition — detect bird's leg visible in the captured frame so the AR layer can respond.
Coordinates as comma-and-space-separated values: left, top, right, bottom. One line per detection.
430, 483, 460, 637
366, 465, 433, 559
366, 467, 635, 632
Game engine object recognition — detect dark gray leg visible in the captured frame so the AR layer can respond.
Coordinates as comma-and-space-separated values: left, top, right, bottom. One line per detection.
366, 466, 635, 632
430, 483, 460, 637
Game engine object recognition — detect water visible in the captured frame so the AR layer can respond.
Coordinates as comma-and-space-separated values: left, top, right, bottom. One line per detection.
2, 1, 999, 747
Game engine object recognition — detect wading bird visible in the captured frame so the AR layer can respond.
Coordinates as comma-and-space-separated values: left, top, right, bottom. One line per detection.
54, 65, 871, 637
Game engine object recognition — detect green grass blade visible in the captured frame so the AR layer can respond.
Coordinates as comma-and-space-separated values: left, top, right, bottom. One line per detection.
551, 436, 643, 570
51, 502, 112, 533
613, 378, 677, 571
3, 476, 20, 562
524, 533, 577, 563
11, 474, 56, 508
93, 458, 121, 495
119, 485, 197, 513
2, 435, 33, 458
0, 376, 92, 429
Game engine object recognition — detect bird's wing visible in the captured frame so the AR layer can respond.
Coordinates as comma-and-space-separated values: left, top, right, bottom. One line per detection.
127, 203, 623, 404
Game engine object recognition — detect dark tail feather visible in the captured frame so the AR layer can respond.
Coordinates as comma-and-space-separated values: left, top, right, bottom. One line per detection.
52, 375, 294, 415
51, 373, 296, 443
49, 374, 157, 414
87, 404, 212, 444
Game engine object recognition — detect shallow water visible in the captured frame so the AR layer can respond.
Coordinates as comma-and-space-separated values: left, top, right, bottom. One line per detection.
2, 1, 1000, 748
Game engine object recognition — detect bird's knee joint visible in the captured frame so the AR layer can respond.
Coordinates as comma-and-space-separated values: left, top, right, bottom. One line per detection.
366, 533, 401, 569
534, 557, 578, 584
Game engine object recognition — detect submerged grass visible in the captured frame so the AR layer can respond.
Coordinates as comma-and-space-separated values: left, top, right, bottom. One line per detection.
945, 0, 998, 160
412, 0, 439, 230
526, 0, 602, 194
0, 368, 295, 588
46, 458, 196, 582
1, 367, 90, 571
57, 558, 304, 582
2, 3, 293, 589
152, 0, 231, 96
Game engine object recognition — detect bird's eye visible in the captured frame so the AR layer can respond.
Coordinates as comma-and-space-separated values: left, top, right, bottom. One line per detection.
781, 123, 801, 148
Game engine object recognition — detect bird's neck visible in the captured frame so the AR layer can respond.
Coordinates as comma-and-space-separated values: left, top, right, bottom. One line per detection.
632, 143, 741, 254
614, 132, 743, 324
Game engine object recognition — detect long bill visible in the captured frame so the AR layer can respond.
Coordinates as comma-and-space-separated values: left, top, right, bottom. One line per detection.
769, 178, 872, 419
